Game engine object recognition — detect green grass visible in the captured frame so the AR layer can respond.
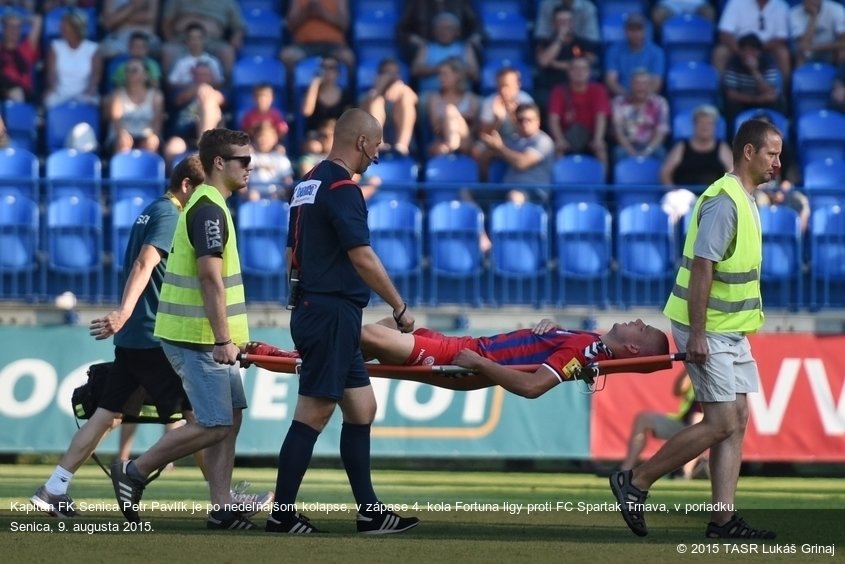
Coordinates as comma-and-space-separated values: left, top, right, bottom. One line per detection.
0, 464, 842, 563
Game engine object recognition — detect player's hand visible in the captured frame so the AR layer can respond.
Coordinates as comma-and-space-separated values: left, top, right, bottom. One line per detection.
452, 348, 483, 370
89, 310, 128, 340
685, 333, 709, 365
531, 318, 559, 334
214, 342, 240, 366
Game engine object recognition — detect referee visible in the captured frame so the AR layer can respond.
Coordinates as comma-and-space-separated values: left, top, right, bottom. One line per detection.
267, 108, 419, 535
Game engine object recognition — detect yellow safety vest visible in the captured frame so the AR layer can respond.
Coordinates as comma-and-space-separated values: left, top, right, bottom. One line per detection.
664, 174, 764, 333
154, 184, 249, 345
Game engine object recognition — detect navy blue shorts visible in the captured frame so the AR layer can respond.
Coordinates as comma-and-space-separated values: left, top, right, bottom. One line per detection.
291, 293, 369, 401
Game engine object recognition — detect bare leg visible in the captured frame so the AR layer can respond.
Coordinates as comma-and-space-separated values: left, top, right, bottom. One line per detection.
707, 395, 747, 524
621, 412, 661, 470
118, 422, 138, 460
58, 408, 122, 472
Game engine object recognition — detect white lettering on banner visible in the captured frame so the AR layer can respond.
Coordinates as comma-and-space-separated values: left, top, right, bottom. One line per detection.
394, 382, 453, 421
371, 380, 491, 423
250, 368, 290, 420
372, 378, 389, 422
56, 363, 100, 416
289, 180, 321, 207
0, 359, 57, 417
463, 389, 489, 423
803, 358, 845, 435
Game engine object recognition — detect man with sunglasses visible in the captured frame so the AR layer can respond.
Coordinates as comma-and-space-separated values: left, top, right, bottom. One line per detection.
110, 128, 258, 530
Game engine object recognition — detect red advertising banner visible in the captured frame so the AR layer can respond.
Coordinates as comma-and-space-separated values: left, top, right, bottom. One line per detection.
590, 333, 845, 462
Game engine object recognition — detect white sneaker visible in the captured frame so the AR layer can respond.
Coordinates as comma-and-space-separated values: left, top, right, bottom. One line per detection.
230, 481, 273, 517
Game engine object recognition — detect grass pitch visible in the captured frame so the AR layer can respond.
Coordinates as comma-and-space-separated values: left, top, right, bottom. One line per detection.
0, 464, 842, 563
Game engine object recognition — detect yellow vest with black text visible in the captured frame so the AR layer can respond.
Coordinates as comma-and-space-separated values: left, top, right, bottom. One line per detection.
154, 184, 249, 344
663, 174, 764, 333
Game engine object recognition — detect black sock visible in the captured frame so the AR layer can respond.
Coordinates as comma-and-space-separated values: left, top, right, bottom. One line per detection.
270, 420, 319, 521
340, 422, 379, 513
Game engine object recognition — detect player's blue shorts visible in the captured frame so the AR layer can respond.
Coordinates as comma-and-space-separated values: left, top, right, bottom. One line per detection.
291, 293, 369, 401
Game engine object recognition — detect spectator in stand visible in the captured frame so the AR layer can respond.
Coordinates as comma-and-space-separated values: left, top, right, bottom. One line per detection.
280, 0, 355, 73
789, 0, 845, 67
0, 1, 34, 11
473, 66, 535, 181
0, 11, 40, 102
163, 61, 225, 166
829, 61, 845, 113
712, 0, 791, 85
245, 120, 294, 201
160, 0, 244, 78
604, 14, 665, 98
652, 1, 715, 33
611, 69, 670, 164
395, 0, 482, 63
240, 82, 289, 140
166, 23, 225, 89
722, 34, 784, 123
535, 6, 600, 104
297, 118, 335, 176
659, 105, 732, 223
43, 0, 96, 9
359, 58, 417, 156
110, 31, 162, 89
480, 102, 555, 202
301, 56, 352, 143
411, 11, 479, 95
106, 57, 164, 154
425, 58, 479, 157
99, 0, 160, 58
534, 0, 600, 44
547, 56, 610, 167
43, 9, 102, 109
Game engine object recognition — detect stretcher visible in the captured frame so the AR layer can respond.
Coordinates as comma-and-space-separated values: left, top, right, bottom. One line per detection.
238, 351, 687, 388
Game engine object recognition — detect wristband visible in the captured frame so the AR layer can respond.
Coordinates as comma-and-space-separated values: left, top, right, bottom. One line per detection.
392, 302, 407, 324
214, 339, 232, 347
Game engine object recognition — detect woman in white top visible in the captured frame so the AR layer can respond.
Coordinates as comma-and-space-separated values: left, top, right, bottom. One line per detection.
44, 10, 102, 108
107, 57, 164, 153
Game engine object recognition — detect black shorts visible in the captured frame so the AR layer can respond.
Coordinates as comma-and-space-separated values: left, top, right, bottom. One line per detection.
98, 346, 191, 420
291, 293, 369, 401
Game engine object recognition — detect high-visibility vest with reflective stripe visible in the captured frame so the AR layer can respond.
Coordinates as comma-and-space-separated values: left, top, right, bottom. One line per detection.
663, 174, 764, 333
154, 184, 249, 345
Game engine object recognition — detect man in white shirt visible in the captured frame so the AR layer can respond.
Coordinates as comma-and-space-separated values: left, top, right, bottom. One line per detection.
789, 0, 845, 66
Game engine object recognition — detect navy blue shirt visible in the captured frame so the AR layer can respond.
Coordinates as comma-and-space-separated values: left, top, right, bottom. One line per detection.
114, 196, 179, 349
288, 160, 371, 306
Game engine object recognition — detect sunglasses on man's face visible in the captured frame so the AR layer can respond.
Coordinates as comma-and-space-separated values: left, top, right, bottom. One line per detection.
222, 155, 251, 167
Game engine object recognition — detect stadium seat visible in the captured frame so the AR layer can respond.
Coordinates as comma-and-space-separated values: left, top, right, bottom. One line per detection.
759, 205, 803, 309
732, 107, 789, 138
480, 58, 533, 96
43, 195, 104, 302
671, 109, 727, 143
796, 110, 845, 166
239, 0, 279, 12
428, 200, 485, 306
611, 156, 663, 208
366, 153, 419, 205
423, 154, 479, 206
45, 101, 100, 153
231, 56, 287, 121
240, 8, 283, 58
803, 158, 845, 209
2, 100, 37, 151
666, 61, 720, 116
551, 155, 606, 208
0, 193, 39, 300
354, 7, 398, 56
555, 202, 612, 307
616, 203, 675, 307
46, 148, 102, 202
237, 199, 289, 303
482, 10, 529, 62
368, 199, 423, 305
810, 204, 845, 308
600, 12, 654, 45
109, 149, 166, 203
109, 196, 150, 297
791, 62, 837, 118
489, 201, 549, 307
0, 147, 39, 201
598, 0, 648, 19
661, 14, 714, 66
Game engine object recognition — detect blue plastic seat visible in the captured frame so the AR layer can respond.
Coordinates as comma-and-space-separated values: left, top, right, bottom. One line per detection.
240, 8, 283, 58
43, 7, 97, 48
237, 199, 290, 303
792, 62, 837, 118
423, 154, 479, 206
428, 200, 485, 306
661, 14, 714, 66
45, 101, 100, 153
46, 149, 102, 201
600, 12, 654, 45
616, 203, 675, 306
0, 147, 39, 201
0, 193, 39, 300
803, 158, 845, 209
489, 201, 549, 307
482, 10, 529, 62
732, 107, 789, 138
599, 1, 648, 19
366, 154, 419, 205
672, 109, 727, 143
759, 205, 802, 309
555, 202, 611, 307
44, 195, 104, 302
354, 7, 398, 51
551, 155, 606, 207
796, 110, 845, 166
666, 61, 720, 115
612, 156, 663, 207
109, 149, 165, 203
110, 196, 150, 297
368, 199, 423, 305
3, 100, 37, 151
810, 204, 845, 308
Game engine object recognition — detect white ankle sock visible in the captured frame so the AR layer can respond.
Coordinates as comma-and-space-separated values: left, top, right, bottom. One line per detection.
45, 465, 73, 495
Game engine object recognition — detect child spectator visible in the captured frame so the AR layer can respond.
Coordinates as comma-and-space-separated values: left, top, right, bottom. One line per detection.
240, 83, 289, 140
110, 31, 162, 89
246, 120, 294, 201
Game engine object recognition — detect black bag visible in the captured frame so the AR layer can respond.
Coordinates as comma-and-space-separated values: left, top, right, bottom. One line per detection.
71, 362, 182, 424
